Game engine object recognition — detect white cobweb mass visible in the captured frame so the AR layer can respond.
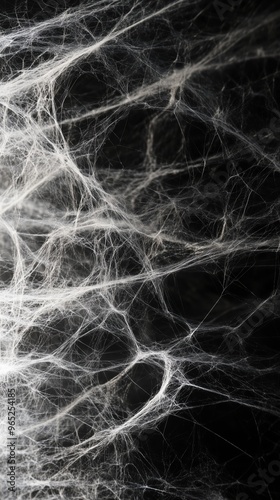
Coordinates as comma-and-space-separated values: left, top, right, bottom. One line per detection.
0, 1, 280, 499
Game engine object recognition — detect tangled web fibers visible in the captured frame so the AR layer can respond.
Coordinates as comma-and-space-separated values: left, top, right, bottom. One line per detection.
0, 0, 280, 498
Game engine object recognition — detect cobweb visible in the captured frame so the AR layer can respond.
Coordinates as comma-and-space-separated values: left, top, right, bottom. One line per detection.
0, 0, 280, 498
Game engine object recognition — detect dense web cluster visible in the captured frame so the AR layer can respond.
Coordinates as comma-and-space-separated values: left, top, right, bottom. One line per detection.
0, 0, 280, 499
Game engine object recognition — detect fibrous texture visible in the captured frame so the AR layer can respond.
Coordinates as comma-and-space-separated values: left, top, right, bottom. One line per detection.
1, 0, 280, 499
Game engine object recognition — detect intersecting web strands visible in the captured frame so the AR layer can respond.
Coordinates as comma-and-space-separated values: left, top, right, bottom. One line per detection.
0, 0, 280, 498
